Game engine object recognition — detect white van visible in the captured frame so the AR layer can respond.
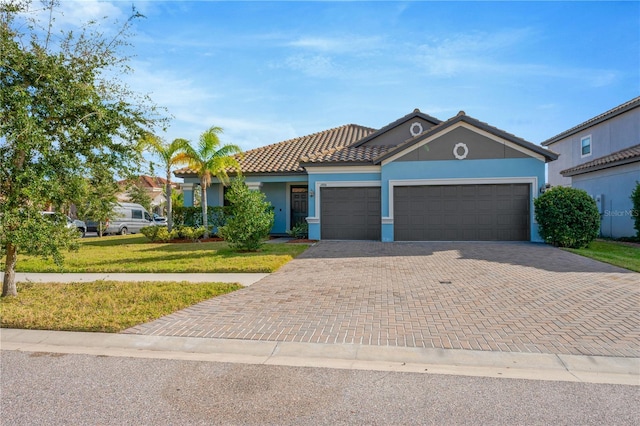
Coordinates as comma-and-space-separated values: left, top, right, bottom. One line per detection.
105, 203, 158, 235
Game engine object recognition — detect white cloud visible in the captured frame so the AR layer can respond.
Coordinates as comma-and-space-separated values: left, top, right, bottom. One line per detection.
23, 0, 125, 29
288, 35, 383, 54
280, 54, 338, 78
411, 29, 619, 87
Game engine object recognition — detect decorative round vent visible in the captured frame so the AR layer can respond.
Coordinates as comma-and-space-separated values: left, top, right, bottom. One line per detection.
409, 122, 423, 137
453, 142, 469, 160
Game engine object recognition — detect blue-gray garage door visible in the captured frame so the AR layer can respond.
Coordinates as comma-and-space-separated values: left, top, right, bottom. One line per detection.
394, 184, 530, 241
321, 187, 381, 240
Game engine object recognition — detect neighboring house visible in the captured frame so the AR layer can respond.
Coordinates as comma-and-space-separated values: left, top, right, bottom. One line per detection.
542, 97, 640, 238
117, 175, 179, 216
176, 109, 558, 242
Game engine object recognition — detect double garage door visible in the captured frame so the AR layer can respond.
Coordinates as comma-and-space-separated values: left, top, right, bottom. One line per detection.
319, 184, 530, 241
394, 184, 530, 241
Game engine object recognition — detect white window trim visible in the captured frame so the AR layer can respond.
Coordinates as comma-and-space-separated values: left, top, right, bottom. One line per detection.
580, 135, 592, 158
384, 177, 538, 224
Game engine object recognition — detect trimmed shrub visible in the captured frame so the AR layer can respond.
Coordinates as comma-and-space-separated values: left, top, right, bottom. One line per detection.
140, 226, 177, 243
218, 178, 274, 251
172, 205, 228, 235
287, 222, 308, 239
631, 181, 640, 238
176, 226, 206, 242
534, 186, 600, 248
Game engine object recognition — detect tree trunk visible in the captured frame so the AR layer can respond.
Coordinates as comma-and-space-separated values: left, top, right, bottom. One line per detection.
2, 243, 18, 297
166, 171, 173, 232
201, 183, 209, 238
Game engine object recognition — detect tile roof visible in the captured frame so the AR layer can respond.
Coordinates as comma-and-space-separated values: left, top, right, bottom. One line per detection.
301, 145, 396, 164
174, 124, 376, 177
374, 111, 558, 163
542, 96, 640, 146
118, 175, 173, 189
560, 144, 640, 177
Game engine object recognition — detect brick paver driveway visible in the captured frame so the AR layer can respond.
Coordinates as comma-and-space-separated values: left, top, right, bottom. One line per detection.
125, 242, 639, 357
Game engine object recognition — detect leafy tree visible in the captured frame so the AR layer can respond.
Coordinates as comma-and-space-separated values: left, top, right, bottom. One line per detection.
74, 167, 119, 237
631, 182, 640, 238
219, 177, 274, 251
175, 126, 242, 238
143, 134, 190, 231
126, 182, 153, 213
534, 186, 600, 248
0, 1, 163, 296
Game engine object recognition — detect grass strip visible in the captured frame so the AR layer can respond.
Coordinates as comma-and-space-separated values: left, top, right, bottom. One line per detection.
564, 240, 640, 272
8, 234, 309, 273
0, 281, 242, 332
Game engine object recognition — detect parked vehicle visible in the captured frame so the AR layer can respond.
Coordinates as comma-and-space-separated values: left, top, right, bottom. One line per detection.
41, 211, 87, 238
98, 202, 158, 235
152, 213, 168, 225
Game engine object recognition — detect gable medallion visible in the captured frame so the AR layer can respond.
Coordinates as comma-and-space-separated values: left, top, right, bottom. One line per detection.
453, 142, 469, 160
409, 122, 423, 137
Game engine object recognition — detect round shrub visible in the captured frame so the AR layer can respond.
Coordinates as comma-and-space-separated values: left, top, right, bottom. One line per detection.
534, 186, 600, 248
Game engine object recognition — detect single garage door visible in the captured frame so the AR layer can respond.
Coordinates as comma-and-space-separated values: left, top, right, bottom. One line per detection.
321, 187, 381, 240
394, 184, 530, 241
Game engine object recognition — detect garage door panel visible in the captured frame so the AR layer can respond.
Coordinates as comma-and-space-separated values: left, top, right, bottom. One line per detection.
321, 187, 381, 240
394, 184, 529, 241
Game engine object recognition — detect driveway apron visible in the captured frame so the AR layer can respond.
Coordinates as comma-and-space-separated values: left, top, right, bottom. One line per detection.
124, 241, 639, 357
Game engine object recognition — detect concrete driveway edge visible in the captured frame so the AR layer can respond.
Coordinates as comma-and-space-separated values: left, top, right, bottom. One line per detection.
2, 329, 637, 386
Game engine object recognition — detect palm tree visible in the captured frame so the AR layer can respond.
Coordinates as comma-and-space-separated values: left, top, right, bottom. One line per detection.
144, 134, 190, 232
176, 126, 242, 237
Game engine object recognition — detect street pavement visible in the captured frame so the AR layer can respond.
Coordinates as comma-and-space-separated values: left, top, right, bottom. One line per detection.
2, 350, 638, 425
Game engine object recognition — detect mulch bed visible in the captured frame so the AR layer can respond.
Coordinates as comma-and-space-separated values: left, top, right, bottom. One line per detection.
151, 237, 317, 244
163, 237, 224, 244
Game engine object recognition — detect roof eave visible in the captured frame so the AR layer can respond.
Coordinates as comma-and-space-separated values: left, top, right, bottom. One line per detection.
561, 157, 640, 177
350, 109, 441, 148
301, 161, 375, 168
542, 97, 640, 146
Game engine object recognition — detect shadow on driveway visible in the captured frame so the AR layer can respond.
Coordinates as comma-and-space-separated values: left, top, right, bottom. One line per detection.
298, 241, 631, 273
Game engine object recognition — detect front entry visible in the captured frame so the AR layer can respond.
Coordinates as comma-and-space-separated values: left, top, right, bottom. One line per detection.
291, 186, 308, 228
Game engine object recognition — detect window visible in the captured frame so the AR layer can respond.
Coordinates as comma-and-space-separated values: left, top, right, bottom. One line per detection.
581, 135, 592, 157
132, 209, 142, 219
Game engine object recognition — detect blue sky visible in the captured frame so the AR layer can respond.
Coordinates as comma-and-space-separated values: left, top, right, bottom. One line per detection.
32, 1, 640, 153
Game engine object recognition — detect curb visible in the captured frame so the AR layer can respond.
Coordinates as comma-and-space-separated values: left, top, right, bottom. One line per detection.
2, 329, 638, 386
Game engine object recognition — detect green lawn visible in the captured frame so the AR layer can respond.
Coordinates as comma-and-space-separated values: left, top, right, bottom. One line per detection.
7, 234, 309, 273
565, 240, 640, 272
0, 281, 242, 332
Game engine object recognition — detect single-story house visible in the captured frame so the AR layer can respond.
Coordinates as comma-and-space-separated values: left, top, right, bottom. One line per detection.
175, 109, 558, 242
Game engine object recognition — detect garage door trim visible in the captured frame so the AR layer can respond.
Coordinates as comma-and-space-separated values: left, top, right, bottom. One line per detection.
385, 177, 538, 223
307, 180, 381, 224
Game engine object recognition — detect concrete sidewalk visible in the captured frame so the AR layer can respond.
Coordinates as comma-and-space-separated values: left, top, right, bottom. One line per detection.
2, 329, 638, 386
0, 272, 268, 286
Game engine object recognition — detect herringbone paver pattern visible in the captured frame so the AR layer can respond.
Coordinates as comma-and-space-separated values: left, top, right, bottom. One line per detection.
124, 242, 640, 357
